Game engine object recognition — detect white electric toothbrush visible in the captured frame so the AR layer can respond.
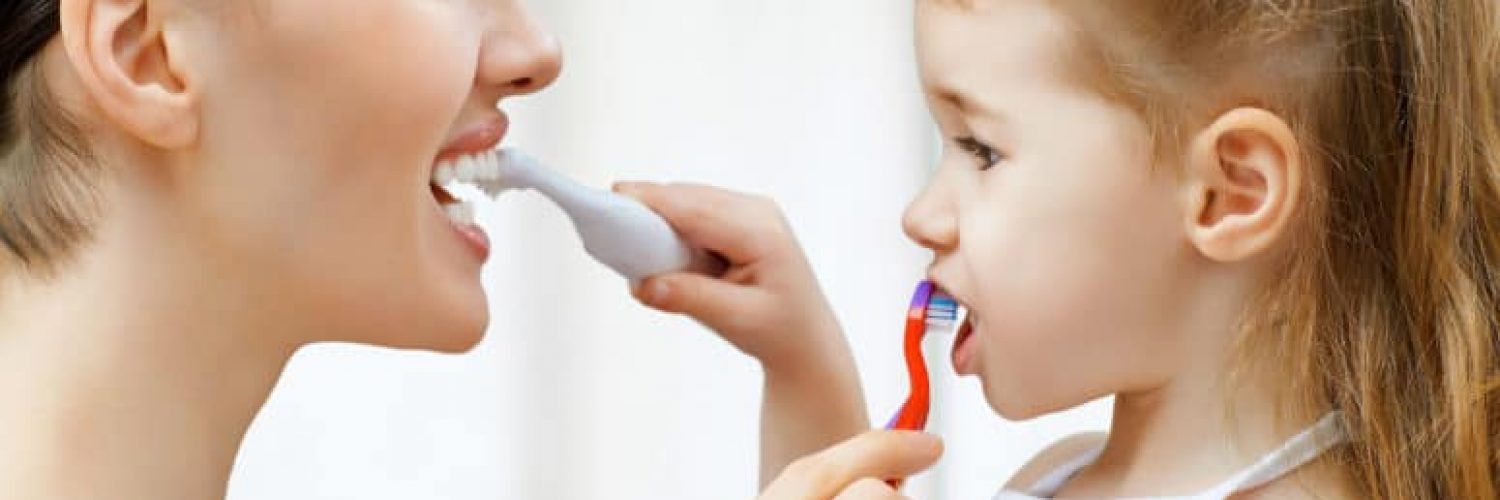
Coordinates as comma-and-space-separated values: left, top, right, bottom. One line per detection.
436, 148, 725, 281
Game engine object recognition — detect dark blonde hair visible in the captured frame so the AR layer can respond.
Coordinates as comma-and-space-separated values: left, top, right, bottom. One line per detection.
2, 0, 97, 274
1055, 1, 1499, 497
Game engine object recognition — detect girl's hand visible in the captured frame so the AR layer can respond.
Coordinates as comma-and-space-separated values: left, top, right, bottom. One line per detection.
615, 182, 868, 484
614, 182, 847, 375
759, 430, 943, 500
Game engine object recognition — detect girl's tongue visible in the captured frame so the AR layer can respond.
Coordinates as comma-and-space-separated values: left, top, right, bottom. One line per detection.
952, 314, 980, 376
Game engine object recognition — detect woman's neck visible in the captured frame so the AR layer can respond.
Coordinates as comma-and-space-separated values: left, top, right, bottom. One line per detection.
0, 201, 299, 499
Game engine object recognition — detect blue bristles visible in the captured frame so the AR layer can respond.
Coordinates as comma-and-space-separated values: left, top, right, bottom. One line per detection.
926, 293, 961, 325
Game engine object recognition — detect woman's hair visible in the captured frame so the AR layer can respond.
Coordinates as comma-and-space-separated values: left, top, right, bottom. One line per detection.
1056, 1, 1499, 497
2, 0, 97, 274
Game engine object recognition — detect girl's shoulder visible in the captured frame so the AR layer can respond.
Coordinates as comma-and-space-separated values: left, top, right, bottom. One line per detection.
1002, 432, 1108, 492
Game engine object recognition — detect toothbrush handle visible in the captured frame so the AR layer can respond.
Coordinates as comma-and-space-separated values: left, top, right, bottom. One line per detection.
495, 149, 726, 280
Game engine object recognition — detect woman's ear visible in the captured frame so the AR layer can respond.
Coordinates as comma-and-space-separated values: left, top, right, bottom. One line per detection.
1181, 107, 1305, 263
59, 0, 197, 149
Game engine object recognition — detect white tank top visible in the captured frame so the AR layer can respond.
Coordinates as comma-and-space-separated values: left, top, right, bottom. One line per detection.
994, 412, 1347, 500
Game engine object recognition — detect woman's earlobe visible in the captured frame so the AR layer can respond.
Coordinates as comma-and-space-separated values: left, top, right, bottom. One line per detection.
1183, 107, 1304, 263
59, 0, 198, 149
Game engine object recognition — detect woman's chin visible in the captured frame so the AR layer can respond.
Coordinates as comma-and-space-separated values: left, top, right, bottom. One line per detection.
414, 291, 491, 354
422, 324, 487, 354
354, 281, 491, 353
381, 311, 488, 353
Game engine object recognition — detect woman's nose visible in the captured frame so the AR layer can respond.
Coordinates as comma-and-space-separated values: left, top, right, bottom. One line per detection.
902, 176, 959, 252
477, 3, 563, 97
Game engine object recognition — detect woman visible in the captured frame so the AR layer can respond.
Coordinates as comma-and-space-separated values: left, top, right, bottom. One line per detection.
0, 1, 928, 498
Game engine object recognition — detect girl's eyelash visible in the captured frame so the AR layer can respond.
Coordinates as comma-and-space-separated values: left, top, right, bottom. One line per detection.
954, 136, 1003, 170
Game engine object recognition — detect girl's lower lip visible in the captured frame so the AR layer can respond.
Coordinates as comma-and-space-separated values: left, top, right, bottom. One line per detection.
952, 318, 979, 375
448, 218, 492, 261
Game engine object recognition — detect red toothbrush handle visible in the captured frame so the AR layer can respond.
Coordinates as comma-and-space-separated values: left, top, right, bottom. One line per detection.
885, 281, 935, 489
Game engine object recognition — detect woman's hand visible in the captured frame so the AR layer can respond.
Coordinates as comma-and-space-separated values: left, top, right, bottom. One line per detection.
615, 182, 869, 485
759, 430, 944, 500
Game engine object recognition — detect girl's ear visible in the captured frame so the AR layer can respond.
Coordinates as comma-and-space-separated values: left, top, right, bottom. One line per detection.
59, 0, 198, 148
1181, 107, 1305, 262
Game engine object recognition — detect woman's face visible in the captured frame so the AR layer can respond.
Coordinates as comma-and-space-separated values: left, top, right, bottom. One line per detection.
174, 0, 560, 351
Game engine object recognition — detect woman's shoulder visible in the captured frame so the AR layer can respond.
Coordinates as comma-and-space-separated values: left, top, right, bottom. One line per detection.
1002, 431, 1108, 491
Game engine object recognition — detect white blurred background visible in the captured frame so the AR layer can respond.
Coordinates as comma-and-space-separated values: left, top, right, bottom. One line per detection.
227, 1, 1110, 498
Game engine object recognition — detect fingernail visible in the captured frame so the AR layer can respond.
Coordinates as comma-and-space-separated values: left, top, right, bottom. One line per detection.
914, 433, 943, 455
644, 279, 671, 304
898, 431, 942, 453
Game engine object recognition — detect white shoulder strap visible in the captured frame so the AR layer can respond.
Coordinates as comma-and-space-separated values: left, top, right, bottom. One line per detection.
1023, 444, 1105, 496
1196, 411, 1347, 499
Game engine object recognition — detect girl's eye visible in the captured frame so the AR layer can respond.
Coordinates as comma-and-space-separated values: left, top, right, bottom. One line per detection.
954, 136, 1003, 170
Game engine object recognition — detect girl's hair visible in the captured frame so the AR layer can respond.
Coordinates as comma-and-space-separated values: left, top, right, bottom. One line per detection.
1058, 1, 1499, 497
2, 0, 97, 274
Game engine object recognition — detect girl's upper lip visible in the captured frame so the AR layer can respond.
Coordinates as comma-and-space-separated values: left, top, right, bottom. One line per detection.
928, 276, 965, 304
435, 115, 510, 164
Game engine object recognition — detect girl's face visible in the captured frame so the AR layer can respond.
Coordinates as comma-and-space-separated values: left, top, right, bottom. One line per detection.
906, 0, 1194, 419
172, 0, 560, 351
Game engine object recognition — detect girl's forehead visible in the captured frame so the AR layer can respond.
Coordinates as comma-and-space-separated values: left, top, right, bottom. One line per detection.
915, 0, 1086, 95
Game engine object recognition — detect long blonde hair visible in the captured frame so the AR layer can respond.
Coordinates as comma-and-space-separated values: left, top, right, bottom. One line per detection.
1059, 1, 1499, 497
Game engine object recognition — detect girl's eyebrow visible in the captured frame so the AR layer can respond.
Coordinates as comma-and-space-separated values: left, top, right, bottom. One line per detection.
930, 85, 1008, 126
923, 0, 980, 12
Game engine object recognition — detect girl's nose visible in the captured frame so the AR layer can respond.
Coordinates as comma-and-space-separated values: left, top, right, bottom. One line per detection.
902, 177, 959, 252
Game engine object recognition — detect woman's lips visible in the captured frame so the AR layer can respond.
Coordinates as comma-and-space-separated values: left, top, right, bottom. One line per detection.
450, 221, 491, 261
431, 115, 508, 263
435, 115, 510, 166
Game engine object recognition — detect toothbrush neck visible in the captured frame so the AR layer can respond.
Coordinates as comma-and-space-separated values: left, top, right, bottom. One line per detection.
515, 166, 606, 217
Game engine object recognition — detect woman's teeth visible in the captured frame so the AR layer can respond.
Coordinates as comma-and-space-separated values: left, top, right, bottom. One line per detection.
433, 151, 503, 186
443, 201, 477, 226
432, 151, 504, 227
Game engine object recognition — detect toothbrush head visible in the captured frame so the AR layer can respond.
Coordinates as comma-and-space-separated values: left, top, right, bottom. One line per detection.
433, 148, 523, 197
474, 148, 531, 196
926, 292, 961, 328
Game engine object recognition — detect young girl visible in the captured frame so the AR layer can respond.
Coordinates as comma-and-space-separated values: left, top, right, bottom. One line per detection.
0, 0, 559, 497
625, 0, 1500, 498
